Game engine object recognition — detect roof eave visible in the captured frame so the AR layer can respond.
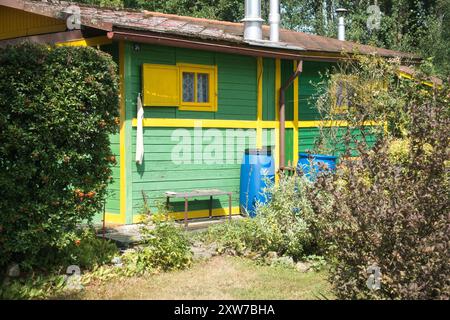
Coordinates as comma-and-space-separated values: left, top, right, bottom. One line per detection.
108, 28, 355, 62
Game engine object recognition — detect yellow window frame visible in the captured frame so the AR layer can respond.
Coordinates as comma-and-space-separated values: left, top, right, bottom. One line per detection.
330, 74, 386, 115
330, 74, 356, 115
178, 63, 218, 112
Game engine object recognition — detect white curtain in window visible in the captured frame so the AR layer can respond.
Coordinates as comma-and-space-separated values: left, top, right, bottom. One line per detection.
197, 73, 209, 103
182, 72, 195, 102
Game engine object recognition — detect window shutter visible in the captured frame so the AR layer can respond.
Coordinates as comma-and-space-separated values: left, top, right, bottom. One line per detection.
142, 64, 179, 107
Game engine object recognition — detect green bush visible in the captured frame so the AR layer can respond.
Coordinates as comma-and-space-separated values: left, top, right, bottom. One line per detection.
201, 176, 322, 260
55, 229, 118, 270
122, 221, 193, 274
0, 228, 118, 299
308, 58, 450, 299
0, 43, 119, 269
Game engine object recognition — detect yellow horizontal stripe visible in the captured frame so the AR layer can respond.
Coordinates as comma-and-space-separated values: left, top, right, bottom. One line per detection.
132, 118, 381, 129
56, 36, 112, 47
398, 71, 441, 88
134, 118, 259, 129
132, 206, 241, 224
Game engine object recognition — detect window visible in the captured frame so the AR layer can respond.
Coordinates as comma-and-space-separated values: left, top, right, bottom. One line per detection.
330, 75, 356, 115
330, 74, 386, 115
141, 63, 217, 112
178, 64, 217, 111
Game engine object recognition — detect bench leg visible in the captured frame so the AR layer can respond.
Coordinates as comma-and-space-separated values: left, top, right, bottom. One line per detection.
184, 197, 188, 229
209, 196, 213, 219
166, 197, 170, 221
228, 194, 232, 221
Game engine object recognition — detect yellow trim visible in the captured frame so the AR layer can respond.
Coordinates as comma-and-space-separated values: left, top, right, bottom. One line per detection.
398, 71, 440, 88
178, 63, 218, 111
132, 118, 381, 129
293, 61, 299, 165
274, 58, 281, 183
105, 212, 125, 224
55, 36, 112, 47
133, 206, 241, 223
134, 118, 259, 128
116, 40, 126, 225
0, 6, 66, 40
275, 58, 281, 121
297, 120, 380, 127
256, 57, 263, 148
274, 127, 280, 183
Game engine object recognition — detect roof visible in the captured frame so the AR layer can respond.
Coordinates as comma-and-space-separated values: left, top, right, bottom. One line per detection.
1, 0, 418, 60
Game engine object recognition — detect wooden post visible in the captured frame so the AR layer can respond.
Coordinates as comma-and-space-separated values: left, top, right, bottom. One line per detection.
184, 197, 188, 229
209, 195, 213, 219
166, 196, 170, 221
228, 193, 232, 221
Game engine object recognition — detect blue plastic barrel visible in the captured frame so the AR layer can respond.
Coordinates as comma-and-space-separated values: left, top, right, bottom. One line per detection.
240, 148, 275, 217
297, 153, 337, 179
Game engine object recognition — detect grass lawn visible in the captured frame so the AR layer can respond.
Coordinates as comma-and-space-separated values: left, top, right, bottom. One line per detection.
64, 256, 333, 300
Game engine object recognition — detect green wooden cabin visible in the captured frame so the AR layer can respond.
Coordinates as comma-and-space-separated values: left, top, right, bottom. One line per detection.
0, 1, 415, 224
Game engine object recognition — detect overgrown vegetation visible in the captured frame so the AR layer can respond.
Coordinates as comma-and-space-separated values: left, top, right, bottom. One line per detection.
0, 43, 119, 270
200, 176, 322, 261
0, 228, 119, 299
121, 218, 193, 275
0, 217, 192, 299
307, 56, 449, 299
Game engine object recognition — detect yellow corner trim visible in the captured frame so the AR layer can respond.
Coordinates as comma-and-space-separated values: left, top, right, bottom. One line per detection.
275, 58, 281, 121
105, 212, 125, 224
293, 61, 299, 165
117, 40, 126, 225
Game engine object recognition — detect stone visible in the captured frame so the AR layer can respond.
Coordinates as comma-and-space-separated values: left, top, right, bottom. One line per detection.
266, 251, 278, 260
111, 256, 123, 267
272, 256, 295, 268
191, 247, 212, 260
7, 263, 20, 277
295, 261, 312, 273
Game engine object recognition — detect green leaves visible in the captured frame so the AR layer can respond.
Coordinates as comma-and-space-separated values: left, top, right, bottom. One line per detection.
122, 221, 193, 274
0, 43, 119, 269
307, 58, 450, 299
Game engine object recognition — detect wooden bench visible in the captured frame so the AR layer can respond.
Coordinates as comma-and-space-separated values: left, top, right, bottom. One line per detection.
165, 189, 233, 228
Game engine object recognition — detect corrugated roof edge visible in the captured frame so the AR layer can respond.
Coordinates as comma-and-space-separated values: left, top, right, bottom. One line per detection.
1, 0, 419, 61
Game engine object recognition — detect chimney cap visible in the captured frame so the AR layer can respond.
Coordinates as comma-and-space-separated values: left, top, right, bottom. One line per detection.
335, 8, 348, 14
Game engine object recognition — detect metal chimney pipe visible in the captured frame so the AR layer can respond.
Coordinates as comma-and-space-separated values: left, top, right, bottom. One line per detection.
243, 0, 264, 41
269, 0, 280, 42
336, 8, 348, 41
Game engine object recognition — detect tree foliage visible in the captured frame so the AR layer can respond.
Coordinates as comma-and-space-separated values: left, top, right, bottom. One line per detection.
307, 56, 450, 299
0, 43, 119, 269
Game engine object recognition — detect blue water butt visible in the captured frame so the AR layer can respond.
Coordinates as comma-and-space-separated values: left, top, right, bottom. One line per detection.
297, 153, 337, 179
240, 147, 275, 217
